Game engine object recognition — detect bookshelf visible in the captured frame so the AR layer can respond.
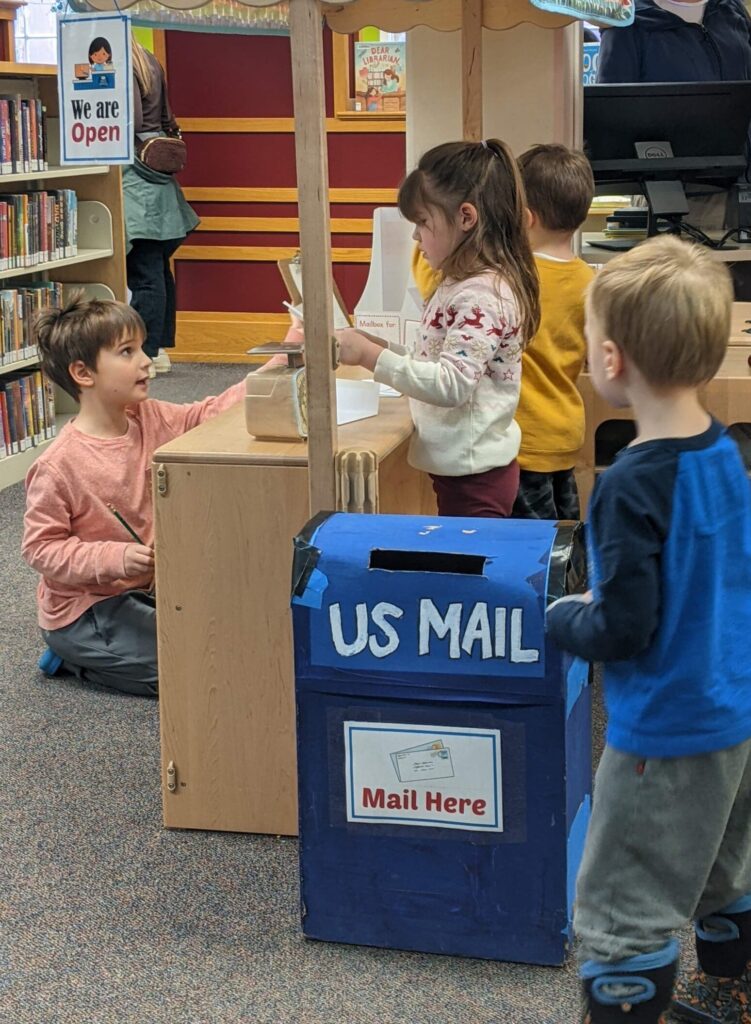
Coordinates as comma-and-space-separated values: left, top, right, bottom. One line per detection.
0, 63, 127, 490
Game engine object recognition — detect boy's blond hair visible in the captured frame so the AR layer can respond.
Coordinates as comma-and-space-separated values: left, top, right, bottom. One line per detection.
35, 294, 145, 400
518, 143, 594, 234
587, 236, 732, 388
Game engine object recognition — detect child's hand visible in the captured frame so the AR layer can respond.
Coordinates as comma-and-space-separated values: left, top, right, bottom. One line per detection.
336, 328, 367, 365
124, 544, 155, 577
336, 328, 382, 371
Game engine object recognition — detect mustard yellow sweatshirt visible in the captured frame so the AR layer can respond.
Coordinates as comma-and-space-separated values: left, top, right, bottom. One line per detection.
411, 247, 593, 474
517, 255, 593, 472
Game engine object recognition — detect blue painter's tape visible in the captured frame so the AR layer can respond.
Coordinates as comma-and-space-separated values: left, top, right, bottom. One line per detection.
292, 567, 329, 609
566, 657, 589, 718
565, 794, 591, 934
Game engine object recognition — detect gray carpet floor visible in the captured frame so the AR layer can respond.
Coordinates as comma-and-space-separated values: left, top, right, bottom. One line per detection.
0, 364, 690, 1024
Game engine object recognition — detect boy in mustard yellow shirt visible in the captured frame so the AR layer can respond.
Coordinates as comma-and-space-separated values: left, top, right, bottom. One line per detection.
512, 144, 594, 519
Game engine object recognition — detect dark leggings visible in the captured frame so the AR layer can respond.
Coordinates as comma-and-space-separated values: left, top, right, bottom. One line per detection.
429, 461, 519, 518
126, 237, 182, 358
512, 468, 581, 521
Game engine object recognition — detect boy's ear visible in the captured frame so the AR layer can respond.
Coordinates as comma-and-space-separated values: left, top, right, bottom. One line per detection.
601, 339, 625, 380
68, 359, 96, 390
525, 207, 536, 231
458, 202, 478, 232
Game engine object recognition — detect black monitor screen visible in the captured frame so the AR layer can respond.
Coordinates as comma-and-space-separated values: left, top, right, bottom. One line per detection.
584, 82, 751, 188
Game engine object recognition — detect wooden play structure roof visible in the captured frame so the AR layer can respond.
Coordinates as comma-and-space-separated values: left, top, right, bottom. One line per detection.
78, 0, 573, 32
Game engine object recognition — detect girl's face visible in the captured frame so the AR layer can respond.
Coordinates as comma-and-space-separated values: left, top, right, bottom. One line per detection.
411, 203, 476, 271
90, 47, 110, 64
411, 206, 461, 271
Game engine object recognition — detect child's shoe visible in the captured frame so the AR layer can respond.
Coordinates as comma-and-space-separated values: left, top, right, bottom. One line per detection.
583, 1017, 669, 1023
672, 968, 751, 1023
151, 348, 172, 373
583, 1015, 670, 1023
38, 647, 63, 677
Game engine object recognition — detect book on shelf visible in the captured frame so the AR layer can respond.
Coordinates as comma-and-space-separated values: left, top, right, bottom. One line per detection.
0, 95, 48, 175
0, 281, 63, 366
0, 367, 56, 458
0, 190, 77, 271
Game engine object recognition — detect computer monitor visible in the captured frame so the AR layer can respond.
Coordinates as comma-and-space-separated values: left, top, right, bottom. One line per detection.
583, 81, 751, 243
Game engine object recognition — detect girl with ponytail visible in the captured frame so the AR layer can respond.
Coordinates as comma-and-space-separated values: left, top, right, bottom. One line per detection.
337, 138, 539, 517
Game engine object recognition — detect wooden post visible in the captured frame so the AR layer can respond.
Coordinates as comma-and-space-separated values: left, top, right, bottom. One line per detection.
289, 0, 338, 516
461, 0, 483, 141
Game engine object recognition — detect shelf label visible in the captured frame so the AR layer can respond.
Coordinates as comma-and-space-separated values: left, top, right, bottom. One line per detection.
58, 12, 133, 165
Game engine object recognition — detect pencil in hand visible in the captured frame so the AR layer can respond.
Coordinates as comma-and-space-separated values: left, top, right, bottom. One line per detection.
106, 503, 145, 546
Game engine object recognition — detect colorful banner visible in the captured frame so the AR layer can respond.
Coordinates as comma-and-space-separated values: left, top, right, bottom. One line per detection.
529, 0, 633, 27
57, 12, 134, 165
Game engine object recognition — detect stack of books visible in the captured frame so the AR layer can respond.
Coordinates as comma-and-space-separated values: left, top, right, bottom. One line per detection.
603, 207, 648, 242
0, 95, 48, 175
0, 281, 64, 366
0, 190, 78, 270
0, 368, 56, 456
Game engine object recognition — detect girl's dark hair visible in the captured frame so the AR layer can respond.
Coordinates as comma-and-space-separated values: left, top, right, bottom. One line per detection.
88, 37, 112, 61
398, 139, 540, 345
35, 293, 145, 401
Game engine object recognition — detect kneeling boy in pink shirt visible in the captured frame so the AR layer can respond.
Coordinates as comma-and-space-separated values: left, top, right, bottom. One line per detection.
22, 295, 246, 696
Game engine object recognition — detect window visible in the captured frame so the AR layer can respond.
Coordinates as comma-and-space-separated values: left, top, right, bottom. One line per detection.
15, 0, 58, 65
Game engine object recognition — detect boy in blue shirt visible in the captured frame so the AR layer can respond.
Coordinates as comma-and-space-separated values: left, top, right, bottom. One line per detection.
547, 235, 751, 1024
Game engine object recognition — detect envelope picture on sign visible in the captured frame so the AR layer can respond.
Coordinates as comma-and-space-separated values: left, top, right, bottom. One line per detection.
390, 738, 455, 783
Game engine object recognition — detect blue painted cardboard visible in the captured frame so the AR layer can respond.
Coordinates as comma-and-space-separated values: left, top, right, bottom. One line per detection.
293, 514, 591, 965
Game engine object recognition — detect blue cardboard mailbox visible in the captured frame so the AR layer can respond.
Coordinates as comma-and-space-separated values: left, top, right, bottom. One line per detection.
291, 513, 591, 966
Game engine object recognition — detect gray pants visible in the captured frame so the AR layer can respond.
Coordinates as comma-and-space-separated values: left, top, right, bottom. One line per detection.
43, 590, 158, 698
575, 740, 751, 964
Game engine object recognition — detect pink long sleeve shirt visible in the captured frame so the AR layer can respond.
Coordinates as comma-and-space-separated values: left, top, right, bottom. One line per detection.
22, 382, 246, 631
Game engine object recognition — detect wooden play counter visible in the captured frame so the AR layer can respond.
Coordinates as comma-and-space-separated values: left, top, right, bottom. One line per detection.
153, 392, 435, 836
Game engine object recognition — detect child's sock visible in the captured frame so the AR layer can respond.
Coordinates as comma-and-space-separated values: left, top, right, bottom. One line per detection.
37, 647, 63, 677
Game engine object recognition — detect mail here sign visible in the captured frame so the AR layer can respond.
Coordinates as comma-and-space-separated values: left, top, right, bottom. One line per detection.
344, 722, 503, 832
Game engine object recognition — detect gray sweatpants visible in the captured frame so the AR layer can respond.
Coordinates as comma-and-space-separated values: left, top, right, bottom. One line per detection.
43, 590, 158, 698
575, 740, 751, 964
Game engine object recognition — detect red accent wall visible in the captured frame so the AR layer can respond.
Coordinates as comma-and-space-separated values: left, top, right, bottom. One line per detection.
165, 28, 405, 351
176, 262, 369, 314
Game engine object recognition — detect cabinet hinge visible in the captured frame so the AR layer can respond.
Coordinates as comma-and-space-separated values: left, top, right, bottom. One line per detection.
156, 463, 168, 496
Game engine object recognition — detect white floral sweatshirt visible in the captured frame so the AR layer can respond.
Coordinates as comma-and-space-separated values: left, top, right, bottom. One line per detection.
373, 271, 523, 477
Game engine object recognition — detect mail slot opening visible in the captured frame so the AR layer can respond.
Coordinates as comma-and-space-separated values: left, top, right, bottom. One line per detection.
369, 550, 487, 575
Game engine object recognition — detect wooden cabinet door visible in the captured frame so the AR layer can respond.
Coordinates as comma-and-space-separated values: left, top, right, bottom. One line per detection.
154, 459, 309, 835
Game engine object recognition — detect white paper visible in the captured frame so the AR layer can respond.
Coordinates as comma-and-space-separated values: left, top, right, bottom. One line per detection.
336, 379, 380, 425
355, 313, 401, 349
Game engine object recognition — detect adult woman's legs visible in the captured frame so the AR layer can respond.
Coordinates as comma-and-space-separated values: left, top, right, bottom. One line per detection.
161, 237, 181, 351
127, 238, 168, 359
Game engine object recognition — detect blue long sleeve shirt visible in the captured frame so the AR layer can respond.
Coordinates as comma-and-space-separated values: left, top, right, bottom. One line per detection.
597, 0, 751, 84
547, 420, 751, 758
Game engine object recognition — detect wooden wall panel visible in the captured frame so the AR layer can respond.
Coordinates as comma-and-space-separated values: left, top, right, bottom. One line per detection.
165, 28, 405, 362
